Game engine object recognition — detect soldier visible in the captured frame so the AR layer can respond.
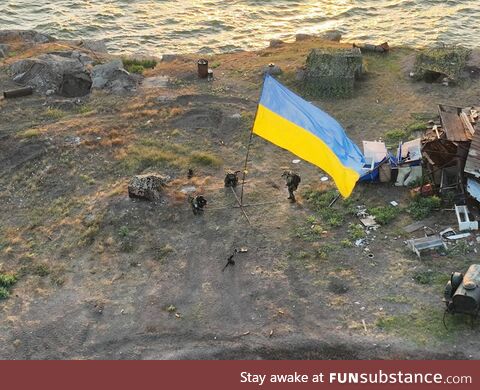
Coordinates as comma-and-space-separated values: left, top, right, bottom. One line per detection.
281, 170, 301, 202
189, 195, 207, 215
224, 170, 240, 187
187, 168, 194, 179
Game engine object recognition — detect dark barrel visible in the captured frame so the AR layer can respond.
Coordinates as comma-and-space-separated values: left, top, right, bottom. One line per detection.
452, 264, 480, 315
3, 86, 33, 99
197, 59, 208, 79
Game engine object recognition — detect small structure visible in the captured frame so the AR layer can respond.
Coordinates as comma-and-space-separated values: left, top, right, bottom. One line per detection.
128, 174, 170, 201
422, 104, 479, 198
413, 46, 471, 83
303, 47, 363, 98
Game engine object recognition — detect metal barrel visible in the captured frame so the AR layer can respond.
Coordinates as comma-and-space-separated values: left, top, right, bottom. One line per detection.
197, 59, 208, 79
3, 86, 33, 99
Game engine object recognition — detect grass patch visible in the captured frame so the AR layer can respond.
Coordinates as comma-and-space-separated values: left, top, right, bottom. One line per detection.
155, 244, 175, 262
382, 295, 410, 304
407, 196, 441, 219
384, 120, 427, 146
413, 269, 449, 285
17, 129, 41, 139
369, 206, 401, 225
303, 189, 346, 227
32, 264, 50, 277
122, 58, 157, 74
79, 174, 96, 185
293, 223, 324, 242
376, 306, 470, 345
347, 223, 366, 240
43, 108, 65, 120
384, 128, 407, 145
189, 152, 222, 168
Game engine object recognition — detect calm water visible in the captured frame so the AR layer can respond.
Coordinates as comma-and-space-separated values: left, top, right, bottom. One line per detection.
0, 0, 478, 55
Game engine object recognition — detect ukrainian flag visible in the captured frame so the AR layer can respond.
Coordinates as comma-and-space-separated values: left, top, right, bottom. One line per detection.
253, 75, 365, 198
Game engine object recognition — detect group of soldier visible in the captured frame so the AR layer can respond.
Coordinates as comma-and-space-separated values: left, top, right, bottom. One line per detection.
188, 169, 301, 215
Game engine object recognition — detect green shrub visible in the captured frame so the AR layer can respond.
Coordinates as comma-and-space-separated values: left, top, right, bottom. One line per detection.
370, 206, 400, 225
385, 129, 407, 144
347, 223, 366, 240
118, 226, 130, 237
408, 196, 441, 219
0, 287, 9, 299
122, 58, 157, 74
0, 273, 17, 287
304, 189, 345, 227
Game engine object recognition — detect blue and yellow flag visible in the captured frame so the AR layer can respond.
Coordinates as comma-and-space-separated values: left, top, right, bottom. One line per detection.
253, 75, 365, 198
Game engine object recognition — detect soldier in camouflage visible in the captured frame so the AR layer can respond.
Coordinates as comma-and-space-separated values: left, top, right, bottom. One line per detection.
281, 170, 301, 202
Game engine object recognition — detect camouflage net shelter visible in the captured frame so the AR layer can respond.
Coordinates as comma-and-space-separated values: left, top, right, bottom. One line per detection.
413, 46, 471, 82
303, 47, 363, 98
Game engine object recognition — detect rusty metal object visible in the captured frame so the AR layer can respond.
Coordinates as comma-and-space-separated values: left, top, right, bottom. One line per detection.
444, 264, 480, 316
3, 86, 33, 99
197, 59, 208, 79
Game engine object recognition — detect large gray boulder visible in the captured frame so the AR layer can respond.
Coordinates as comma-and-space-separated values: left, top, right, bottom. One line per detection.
9, 51, 92, 97
0, 30, 54, 44
91, 60, 140, 93
78, 39, 109, 53
321, 30, 342, 42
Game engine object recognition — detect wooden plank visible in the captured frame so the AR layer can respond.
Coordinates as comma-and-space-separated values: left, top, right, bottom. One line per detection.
403, 220, 426, 233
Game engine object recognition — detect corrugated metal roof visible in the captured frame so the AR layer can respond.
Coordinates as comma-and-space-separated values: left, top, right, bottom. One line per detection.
465, 129, 480, 178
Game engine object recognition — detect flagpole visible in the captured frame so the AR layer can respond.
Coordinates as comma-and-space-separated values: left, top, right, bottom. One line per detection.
239, 74, 268, 206
239, 112, 256, 206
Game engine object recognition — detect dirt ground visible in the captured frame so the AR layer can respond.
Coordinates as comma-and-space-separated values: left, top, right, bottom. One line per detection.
1, 37, 480, 360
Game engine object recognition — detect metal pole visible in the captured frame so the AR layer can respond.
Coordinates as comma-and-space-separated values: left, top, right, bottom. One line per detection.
230, 186, 252, 225
239, 125, 255, 206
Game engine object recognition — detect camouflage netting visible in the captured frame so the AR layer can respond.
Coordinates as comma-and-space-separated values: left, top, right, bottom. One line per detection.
303, 47, 363, 98
413, 46, 471, 81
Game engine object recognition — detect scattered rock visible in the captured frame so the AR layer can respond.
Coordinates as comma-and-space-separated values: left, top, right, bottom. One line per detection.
263, 63, 282, 76
269, 39, 284, 48
295, 66, 306, 81
295, 33, 313, 42
321, 30, 342, 42
9, 52, 92, 96
161, 54, 177, 62
91, 59, 140, 94
64, 136, 81, 146
180, 186, 196, 194
78, 39, 109, 53
128, 173, 171, 201
0, 29, 55, 44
